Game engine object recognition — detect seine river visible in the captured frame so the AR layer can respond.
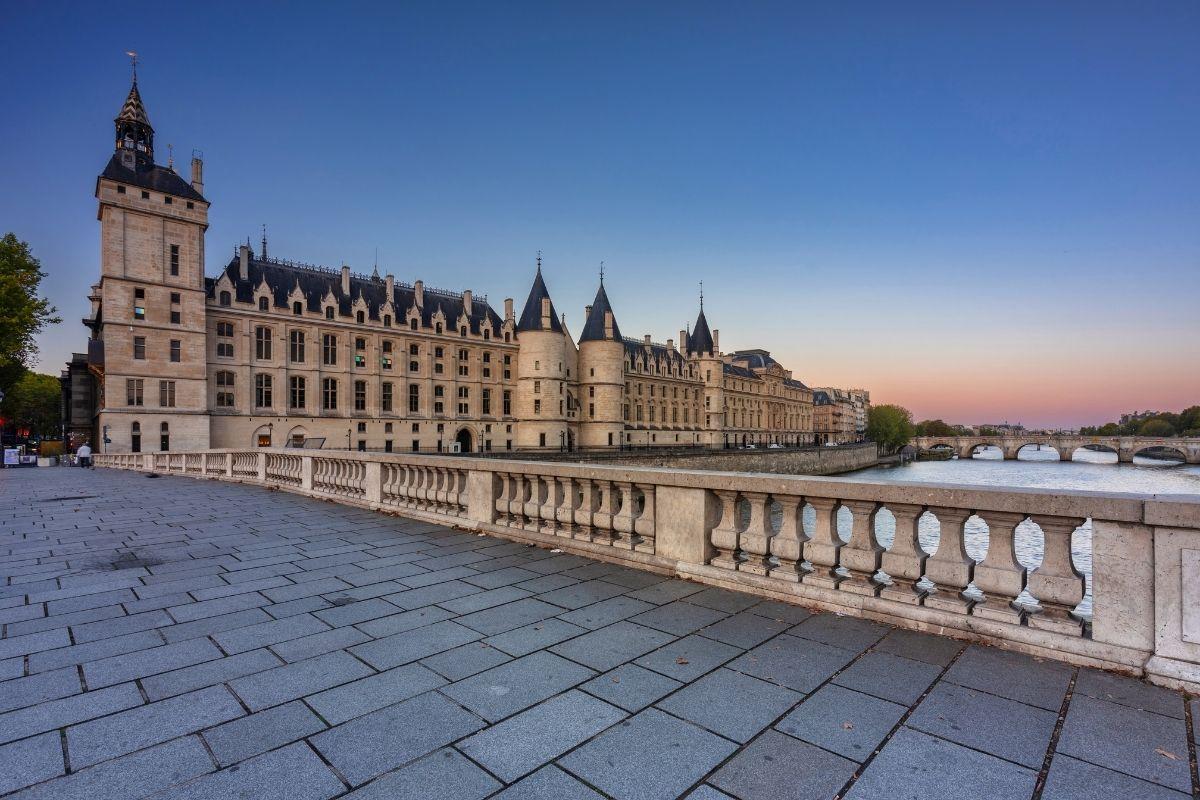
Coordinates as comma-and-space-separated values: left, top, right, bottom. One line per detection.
791, 448, 1200, 618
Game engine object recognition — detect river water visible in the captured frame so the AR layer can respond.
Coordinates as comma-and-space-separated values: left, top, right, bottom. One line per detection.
786, 448, 1200, 618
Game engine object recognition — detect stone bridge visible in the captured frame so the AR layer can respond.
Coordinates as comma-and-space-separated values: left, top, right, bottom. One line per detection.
913, 434, 1200, 464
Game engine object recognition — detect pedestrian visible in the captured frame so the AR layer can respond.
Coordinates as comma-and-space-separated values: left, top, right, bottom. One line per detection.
77, 442, 93, 469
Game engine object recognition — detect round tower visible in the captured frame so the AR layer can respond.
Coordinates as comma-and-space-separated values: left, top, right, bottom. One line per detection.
577, 280, 625, 449
514, 259, 570, 449
688, 302, 725, 446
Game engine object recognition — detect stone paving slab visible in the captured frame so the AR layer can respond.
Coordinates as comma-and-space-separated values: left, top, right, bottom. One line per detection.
0, 467, 1196, 799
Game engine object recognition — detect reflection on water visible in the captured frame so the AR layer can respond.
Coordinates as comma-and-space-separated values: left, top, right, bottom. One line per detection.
757, 447, 1200, 619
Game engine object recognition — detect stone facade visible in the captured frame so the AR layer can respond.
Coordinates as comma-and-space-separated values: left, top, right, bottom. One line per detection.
68, 75, 868, 454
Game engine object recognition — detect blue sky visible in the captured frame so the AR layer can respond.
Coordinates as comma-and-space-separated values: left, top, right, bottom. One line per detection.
4, 1, 1198, 427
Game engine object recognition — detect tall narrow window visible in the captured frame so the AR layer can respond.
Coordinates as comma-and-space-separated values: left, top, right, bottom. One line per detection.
482, 389, 491, 415
216, 371, 235, 407
126, 379, 143, 406
219, 291, 231, 306
502, 390, 511, 416
255, 374, 273, 408
354, 380, 367, 411
160, 422, 170, 452
159, 380, 176, 408
289, 330, 305, 363
322, 378, 338, 410
131, 421, 141, 453
255, 326, 272, 360
259, 296, 269, 311
381, 382, 393, 412
169, 244, 179, 276
408, 384, 419, 413
322, 334, 337, 365
216, 321, 234, 357
289, 376, 306, 410
169, 339, 181, 363
132, 336, 146, 360
293, 301, 303, 315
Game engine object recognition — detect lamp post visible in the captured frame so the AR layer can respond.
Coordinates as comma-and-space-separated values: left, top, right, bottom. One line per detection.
346, 429, 351, 451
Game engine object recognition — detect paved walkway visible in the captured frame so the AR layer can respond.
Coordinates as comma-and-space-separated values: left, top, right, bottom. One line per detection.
0, 467, 1196, 800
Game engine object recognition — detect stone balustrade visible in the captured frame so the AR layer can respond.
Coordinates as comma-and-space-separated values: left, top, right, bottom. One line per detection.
94, 448, 1200, 691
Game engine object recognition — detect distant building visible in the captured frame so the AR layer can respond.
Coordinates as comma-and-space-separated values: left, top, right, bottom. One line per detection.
63, 70, 869, 453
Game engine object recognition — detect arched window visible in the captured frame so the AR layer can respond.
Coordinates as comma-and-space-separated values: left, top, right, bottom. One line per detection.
259, 296, 269, 311
219, 291, 231, 307
293, 301, 302, 316
325, 306, 334, 320
483, 328, 490, 340
160, 422, 170, 452
504, 331, 511, 343
131, 421, 141, 453
356, 310, 365, 324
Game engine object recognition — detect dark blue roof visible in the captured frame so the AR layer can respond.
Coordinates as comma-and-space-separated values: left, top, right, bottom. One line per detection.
723, 363, 759, 380
99, 154, 206, 202
205, 255, 502, 334
579, 283, 621, 342
689, 308, 715, 355
730, 349, 777, 369
516, 268, 563, 333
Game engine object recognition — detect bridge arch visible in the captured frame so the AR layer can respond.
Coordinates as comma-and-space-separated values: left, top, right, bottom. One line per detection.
1133, 445, 1186, 465
1015, 442, 1068, 461
965, 442, 1004, 459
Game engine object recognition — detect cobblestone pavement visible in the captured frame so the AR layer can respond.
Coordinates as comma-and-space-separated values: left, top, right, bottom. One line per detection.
1, 467, 1197, 800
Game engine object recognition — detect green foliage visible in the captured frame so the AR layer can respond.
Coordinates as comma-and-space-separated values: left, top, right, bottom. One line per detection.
866, 404, 915, 453
915, 419, 957, 437
1138, 418, 1175, 437
977, 426, 1002, 437
0, 234, 60, 387
0, 371, 61, 440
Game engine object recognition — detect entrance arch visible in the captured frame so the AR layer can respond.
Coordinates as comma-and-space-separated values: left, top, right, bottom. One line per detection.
455, 428, 474, 454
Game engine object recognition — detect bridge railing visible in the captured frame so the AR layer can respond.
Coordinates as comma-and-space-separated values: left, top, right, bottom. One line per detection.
94, 448, 1200, 691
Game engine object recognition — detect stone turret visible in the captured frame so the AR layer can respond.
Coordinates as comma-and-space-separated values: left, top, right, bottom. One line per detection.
515, 259, 573, 448
577, 280, 625, 448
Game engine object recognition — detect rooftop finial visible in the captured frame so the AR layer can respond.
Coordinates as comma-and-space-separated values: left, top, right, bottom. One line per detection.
599, 260, 605, 285
536, 250, 542, 273
699, 280, 704, 310
125, 50, 138, 83
261, 225, 268, 260
167, 143, 174, 169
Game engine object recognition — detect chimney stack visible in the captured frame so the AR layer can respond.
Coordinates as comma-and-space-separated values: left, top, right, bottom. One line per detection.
238, 244, 249, 281
666, 338, 674, 352
463, 290, 473, 316
714, 329, 720, 352
679, 329, 687, 351
414, 280, 424, 308
385, 274, 394, 304
643, 334, 651, 346
190, 155, 204, 195
504, 298, 514, 321
340, 265, 350, 295
584, 305, 593, 320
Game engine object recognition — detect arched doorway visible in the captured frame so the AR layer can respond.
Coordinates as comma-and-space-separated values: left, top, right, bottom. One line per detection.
455, 428, 473, 453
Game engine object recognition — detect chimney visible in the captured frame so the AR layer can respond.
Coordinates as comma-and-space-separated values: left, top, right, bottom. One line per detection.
666, 338, 674, 352
463, 290, 472, 316
643, 334, 651, 346
714, 329, 720, 352
414, 280, 424, 308
679, 329, 687, 351
604, 311, 613, 339
238, 244, 249, 281
540, 297, 551, 328
385, 274, 394, 304
190, 155, 204, 195
340, 265, 350, 295
504, 297, 513, 321
584, 305, 593, 320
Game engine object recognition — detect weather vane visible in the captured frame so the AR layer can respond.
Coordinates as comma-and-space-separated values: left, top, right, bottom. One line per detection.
599, 261, 605, 284
699, 280, 704, 309
125, 50, 139, 82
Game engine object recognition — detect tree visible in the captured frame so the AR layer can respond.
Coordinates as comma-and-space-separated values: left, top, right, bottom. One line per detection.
866, 404, 915, 453
0, 371, 61, 440
915, 419, 957, 437
1139, 418, 1175, 437
0, 234, 60, 391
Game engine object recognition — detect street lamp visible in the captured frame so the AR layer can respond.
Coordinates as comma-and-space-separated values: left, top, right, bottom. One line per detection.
346, 429, 351, 451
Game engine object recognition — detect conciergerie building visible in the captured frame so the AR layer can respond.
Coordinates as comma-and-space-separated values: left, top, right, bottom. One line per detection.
62, 71, 866, 454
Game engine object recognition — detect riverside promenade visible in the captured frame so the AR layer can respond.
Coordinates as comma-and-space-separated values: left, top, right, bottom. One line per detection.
1, 467, 1197, 800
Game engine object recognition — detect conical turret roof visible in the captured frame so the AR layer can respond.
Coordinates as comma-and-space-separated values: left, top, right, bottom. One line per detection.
516, 264, 563, 333
689, 307, 715, 355
116, 81, 152, 130
579, 282, 621, 342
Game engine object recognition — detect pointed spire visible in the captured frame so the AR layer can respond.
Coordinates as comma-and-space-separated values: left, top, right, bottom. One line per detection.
261, 225, 268, 260
579, 279, 621, 343
516, 256, 562, 332
114, 54, 154, 167
689, 287, 715, 356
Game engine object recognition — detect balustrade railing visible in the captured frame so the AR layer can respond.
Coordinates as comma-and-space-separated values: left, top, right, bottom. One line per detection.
92, 447, 1200, 691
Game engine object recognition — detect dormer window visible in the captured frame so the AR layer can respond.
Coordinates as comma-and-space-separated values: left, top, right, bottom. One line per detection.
357, 311, 365, 324
383, 315, 391, 327
293, 302, 302, 316
410, 318, 418, 331
435, 323, 443, 334
326, 306, 334, 320
460, 326, 467, 338
483, 328, 490, 340
259, 297, 269, 311
219, 291, 231, 307
117, 185, 126, 194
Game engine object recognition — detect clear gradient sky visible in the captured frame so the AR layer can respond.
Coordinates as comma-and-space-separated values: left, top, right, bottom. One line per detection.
4, 2, 1198, 429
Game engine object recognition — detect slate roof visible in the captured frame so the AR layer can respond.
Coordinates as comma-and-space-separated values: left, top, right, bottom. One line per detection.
624, 338, 686, 365
99, 154, 207, 202
578, 283, 622, 343
205, 255, 504, 334
116, 81, 152, 129
729, 349, 777, 369
813, 390, 833, 405
516, 268, 563, 333
689, 308, 715, 355
723, 363, 760, 380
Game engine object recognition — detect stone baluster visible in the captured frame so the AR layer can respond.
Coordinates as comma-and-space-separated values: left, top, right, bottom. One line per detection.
839, 500, 882, 596
769, 496, 807, 581
592, 481, 617, 545
539, 477, 560, 535
555, 477, 576, 537
1026, 515, 1087, 634
971, 511, 1028, 625
511, 475, 529, 526
923, 507, 975, 613
612, 482, 636, 549
803, 498, 842, 589
494, 472, 511, 525
738, 492, 774, 575
709, 490, 741, 569
878, 504, 926, 604
633, 483, 656, 554
573, 480, 596, 541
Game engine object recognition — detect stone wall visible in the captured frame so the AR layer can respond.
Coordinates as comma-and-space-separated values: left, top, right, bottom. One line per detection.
562, 442, 880, 475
